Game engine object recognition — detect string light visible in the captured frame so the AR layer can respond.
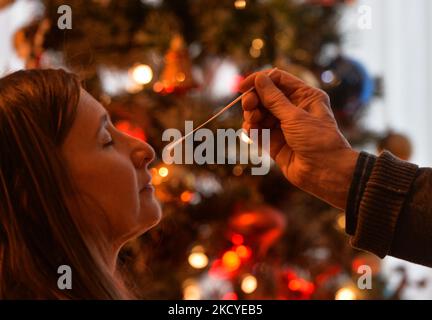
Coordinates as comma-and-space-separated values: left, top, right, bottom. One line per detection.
188, 252, 209, 269
183, 279, 201, 300
180, 191, 201, 205
321, 70, 336, 84
232, 165, 244, 176
153, 81, 164, 93
175, 72, 186, 82
188, 245, 209, 269
241, 274, 257, 294
249, 47, 261, 58
288, 278, 315, 295
234, 0, 246, 9
231, 234, 244, 245
336, 213, 345, 230
151, 167, 162, 185
181, 191, 194, 203
235, 245, 252, 260
125, 81, 143, 94
222, 250, 241, 272
288, 279, 302, 291
158, 167, 169, 177
131, 64, 153, 85
252, 38, 264, 50
335, 287, 357, 300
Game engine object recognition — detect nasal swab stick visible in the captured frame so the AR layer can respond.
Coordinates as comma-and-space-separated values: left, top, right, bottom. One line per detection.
166, 68, 277, 151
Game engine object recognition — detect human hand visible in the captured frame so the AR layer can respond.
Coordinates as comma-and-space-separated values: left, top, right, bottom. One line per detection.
240, 69, 359, 209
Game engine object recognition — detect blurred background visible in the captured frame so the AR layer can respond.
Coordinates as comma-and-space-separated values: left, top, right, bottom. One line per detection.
0, 0, 431, 299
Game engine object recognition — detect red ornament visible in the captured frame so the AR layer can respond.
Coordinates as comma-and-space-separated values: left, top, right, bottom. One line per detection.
231, 233, 244, 246
228, 205, 286, 257
114, 120, 147, 142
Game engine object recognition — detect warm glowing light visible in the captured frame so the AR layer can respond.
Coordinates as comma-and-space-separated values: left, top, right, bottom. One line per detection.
191, 245, 205, 253
181, 191, 194, 203
335, 287, 357, 300
336, 214, 345, 230
231, 234, 244, 245
288, 279, 302, 291
176, 72, 186, 82
232, 165, 244, 176
158, 167, 169, 177
152, 175, 162, 185
183, 283, 201, 300
115, 120, 146, 141
252, 38, 264, 50
222, 292, 238, 300
288, 278, 315, 295
249, 47, 261, 58
153, 81, 164, 92
125, 82, 143, 94
241, 274, 257, 294
131, 64, 153, 85
150, 168, 162, 185
188, 252, 209, 269
165, 85, 175, 94
222, 251, 241, 271
234, 0, 246, 9
236, 245, 252, 259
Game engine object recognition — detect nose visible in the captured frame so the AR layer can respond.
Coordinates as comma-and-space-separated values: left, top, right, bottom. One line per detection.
131, 141, 155, 170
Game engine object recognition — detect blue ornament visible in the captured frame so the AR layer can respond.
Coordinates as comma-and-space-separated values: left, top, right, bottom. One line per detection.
320, 56, 374, 123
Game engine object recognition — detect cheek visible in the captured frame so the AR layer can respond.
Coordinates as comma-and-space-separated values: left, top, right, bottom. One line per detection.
73, 154, 140, 233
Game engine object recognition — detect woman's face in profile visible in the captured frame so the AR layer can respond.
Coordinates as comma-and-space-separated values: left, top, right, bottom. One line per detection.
61, 89, 161, 247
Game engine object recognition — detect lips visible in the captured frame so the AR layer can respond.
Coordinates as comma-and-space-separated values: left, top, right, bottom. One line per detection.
139, 174, 154, 193
140, 183, 154, 192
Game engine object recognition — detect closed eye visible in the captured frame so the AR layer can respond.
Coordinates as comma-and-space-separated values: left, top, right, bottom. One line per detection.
103, 139, 114, 148
102, 129, 114, 148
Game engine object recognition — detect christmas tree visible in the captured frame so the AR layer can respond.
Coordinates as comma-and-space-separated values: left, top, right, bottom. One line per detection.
16, 0, 393, 299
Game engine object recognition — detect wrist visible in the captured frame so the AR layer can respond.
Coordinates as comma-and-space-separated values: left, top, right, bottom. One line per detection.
302, 149, 360, 210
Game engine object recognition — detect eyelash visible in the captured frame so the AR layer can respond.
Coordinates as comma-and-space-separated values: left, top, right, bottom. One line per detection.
103, 139, 114, 148
102, 131, 114, 148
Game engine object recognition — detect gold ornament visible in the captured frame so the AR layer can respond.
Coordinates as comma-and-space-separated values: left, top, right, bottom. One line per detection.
157, 34, 197, 94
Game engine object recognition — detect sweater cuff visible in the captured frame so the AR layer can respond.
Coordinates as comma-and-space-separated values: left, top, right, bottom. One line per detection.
350, 151, 418, 258
345, 151, 376, 235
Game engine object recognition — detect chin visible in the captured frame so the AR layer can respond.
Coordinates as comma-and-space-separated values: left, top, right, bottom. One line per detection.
140, 201, 162, 231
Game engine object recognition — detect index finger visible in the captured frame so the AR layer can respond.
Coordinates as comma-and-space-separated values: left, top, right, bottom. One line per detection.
239, 68, 309, 97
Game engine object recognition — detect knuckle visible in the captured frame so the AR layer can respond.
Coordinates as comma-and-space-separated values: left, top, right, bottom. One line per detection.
266, 90, 286, 106
315, 89, 330, 103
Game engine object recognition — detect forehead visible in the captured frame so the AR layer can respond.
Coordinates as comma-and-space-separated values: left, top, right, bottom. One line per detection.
78, 89, 106, 121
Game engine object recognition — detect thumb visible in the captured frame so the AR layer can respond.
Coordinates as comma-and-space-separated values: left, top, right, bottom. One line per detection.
255, 73, 303, 122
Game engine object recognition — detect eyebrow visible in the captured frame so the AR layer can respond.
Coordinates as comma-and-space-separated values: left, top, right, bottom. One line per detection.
95, 113, 109, 139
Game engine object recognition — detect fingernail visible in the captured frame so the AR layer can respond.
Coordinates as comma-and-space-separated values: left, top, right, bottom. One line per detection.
256, 74, 272, 88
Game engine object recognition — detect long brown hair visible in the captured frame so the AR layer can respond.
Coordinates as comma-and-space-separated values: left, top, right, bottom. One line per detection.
0, 69, 132, 299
